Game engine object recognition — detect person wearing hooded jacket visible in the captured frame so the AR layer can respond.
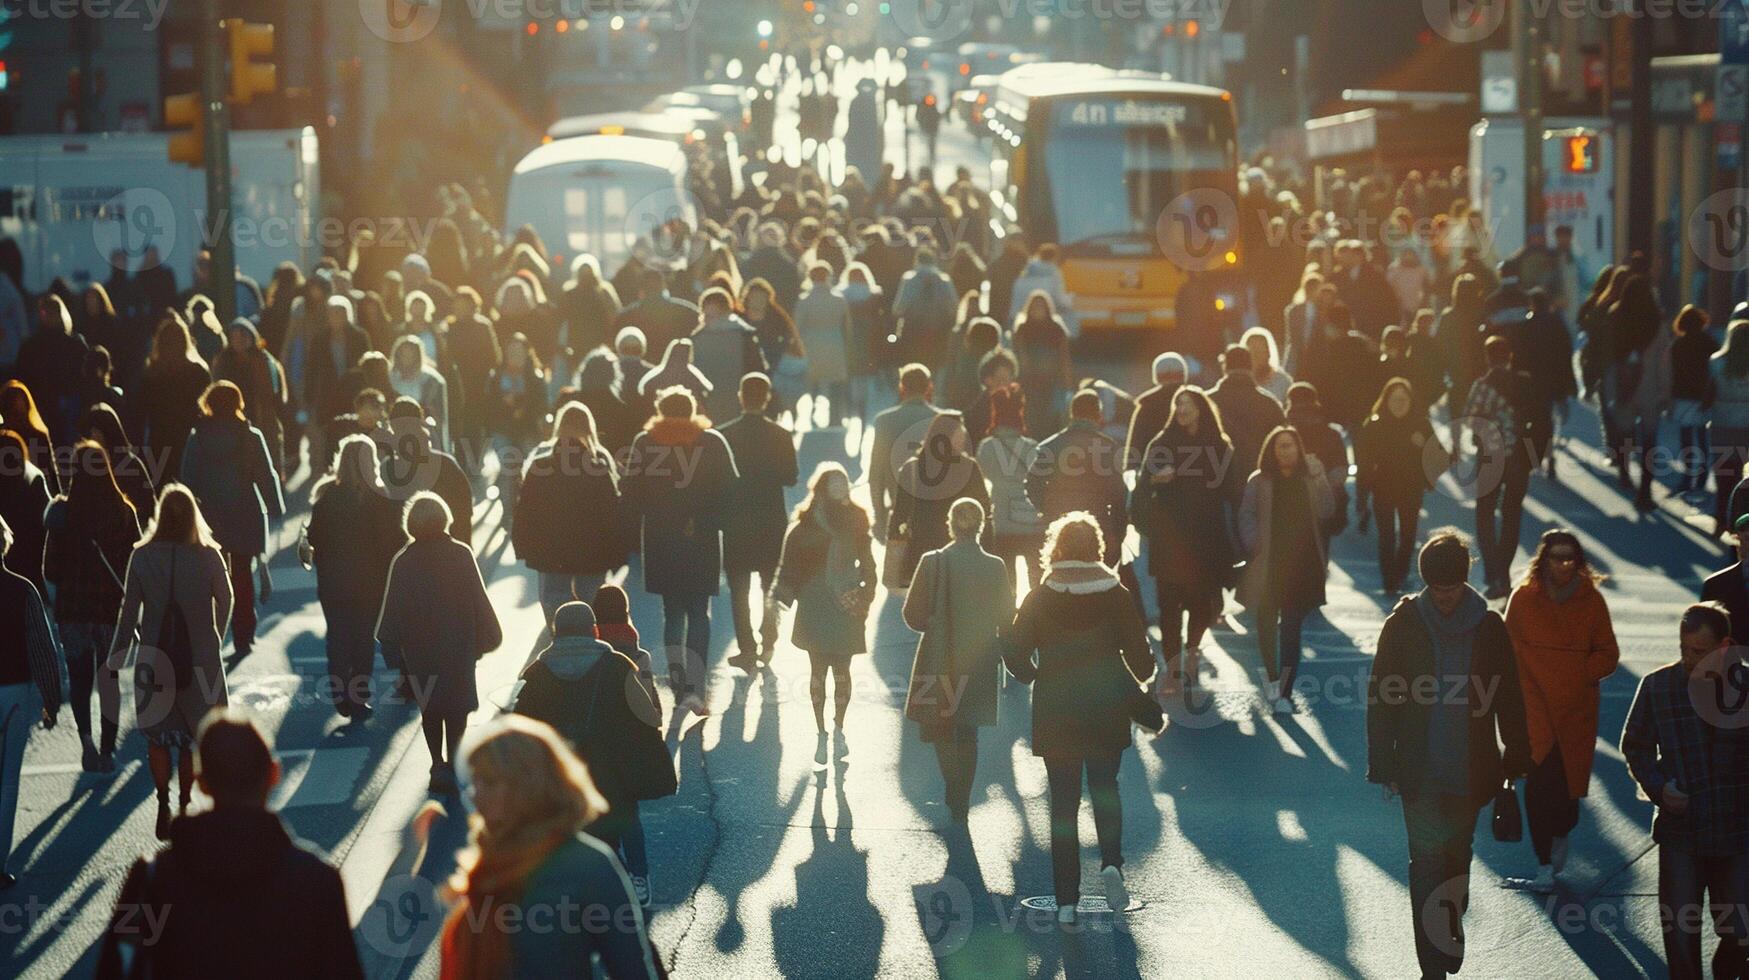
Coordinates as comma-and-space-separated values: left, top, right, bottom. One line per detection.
96, 710, 364, 980
623, 387, 739, 716
180, 382, 284, 658
513, 601, 674, 901
638, 337, 714, 410
1009, 243, 1076, 339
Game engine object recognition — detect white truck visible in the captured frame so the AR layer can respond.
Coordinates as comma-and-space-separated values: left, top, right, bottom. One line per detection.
0, 127, 321, 295
1469, 117, 1614, 277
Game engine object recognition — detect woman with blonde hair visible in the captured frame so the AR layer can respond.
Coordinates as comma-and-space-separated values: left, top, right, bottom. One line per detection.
513, 402, 625, 624
107, 484, 234, 838
135, 314, 212, 482
438, 716, 659, 977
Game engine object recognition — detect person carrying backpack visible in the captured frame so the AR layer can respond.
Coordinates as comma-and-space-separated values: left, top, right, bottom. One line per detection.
892, 248, 958, 374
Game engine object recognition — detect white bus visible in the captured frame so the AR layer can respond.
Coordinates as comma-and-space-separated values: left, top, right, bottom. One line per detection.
504, 135, 696, 280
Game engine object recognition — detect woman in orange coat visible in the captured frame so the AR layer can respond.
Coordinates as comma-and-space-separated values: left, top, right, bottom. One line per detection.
1503, 529, 1619, 892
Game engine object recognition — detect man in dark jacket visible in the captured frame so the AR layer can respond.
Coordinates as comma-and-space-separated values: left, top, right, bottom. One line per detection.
1368, 531, 1530, 980
1701, 519, 1749, 634
1284, 383, 1352, 535
615, 268, 701, 364
0, 515, 63, 889
383, 399, 473, 544
1027, 390, 1129, 568
97, 710, 363, 979
1462, 336, 1536, 598
742, 223, 803, 314
14, 296, 90, 444
1207, 345, 1286, 484
1492, 288, 1575, 478
870, 364, 942, 536
1124, 352, 1187, 474
716, 374, 798, 670
1300, 306, 1379, 432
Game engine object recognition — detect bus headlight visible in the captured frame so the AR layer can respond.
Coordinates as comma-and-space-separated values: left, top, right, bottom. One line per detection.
1224, 249, 1238, 265
1214, 292, 1238, 313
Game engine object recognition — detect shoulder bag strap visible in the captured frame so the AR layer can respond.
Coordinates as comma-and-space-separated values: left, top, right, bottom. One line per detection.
934, 551, 954, 675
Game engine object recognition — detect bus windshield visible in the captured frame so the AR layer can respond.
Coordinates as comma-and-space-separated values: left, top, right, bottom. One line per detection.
1045, 98, 1234, 256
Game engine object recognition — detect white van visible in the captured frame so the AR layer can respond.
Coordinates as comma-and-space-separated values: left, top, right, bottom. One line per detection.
0, 128, 320, 295
504, 135, 695, 280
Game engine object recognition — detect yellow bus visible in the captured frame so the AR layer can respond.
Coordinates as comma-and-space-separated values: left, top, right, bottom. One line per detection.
987, 65, 1241, 333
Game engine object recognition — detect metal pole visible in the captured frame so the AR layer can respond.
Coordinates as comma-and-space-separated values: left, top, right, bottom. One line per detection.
1626, 0, 1654, 258
200, 0, 237, 326
1519, 0, 1545, 242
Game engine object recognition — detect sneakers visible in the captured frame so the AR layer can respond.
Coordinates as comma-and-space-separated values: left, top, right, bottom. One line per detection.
1528, 865, 1556, 893
81, 744, 102, 774
1102, 865, 1130, 912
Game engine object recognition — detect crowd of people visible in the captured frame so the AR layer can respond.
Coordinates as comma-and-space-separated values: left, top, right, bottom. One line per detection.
0, 116, 1746, 977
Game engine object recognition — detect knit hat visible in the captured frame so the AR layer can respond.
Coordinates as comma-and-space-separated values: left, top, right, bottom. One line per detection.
552, 601, 598, 639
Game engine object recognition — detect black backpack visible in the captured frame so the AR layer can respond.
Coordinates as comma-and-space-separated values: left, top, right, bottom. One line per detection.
155, 547, 195, 691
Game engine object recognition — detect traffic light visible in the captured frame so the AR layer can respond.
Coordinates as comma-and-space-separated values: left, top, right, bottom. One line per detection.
165, 91, 203, 165
225, 19, 275, 105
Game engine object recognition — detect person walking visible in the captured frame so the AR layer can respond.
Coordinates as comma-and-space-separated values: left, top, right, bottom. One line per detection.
1621, 602, 1749, 980
513, 403, 626, 626
1002, 513, 1155, 923
869, 364, 942, 535
1503, 530, 1619, 893
376, 492, 503, 794
210, 319, 288, 473
1356, 378, 1447, 595
1124, 353, 1188, 472
1134, 386, 1237, 700
1367, 530, 1531, 980
888, 410, 989, 588
891, 248, 959, 374
436, 716, 661, 978
0, 515, 63, 889
1463, 336, 1536, 598
0, 431, 51, 593
717, 374, 799, 671
903, 497, 1011, 826
1012, 290, 1074, 435
303, 435, 406, 719
624, 387, 738, 716
133, 316, 211, 483
1711, 319, 1749, 537
794, 263, 854, 427
976, 384, 1044, 594
1238, 426, 1336, 713
106, 485, 234, 839
1208, 346, 1287, 491
1026, 389, 1129, 576
94, 710, 364, 979
180, 382, 284, 659
689, 288, 766, 425
773, 463, 879, 769
383, 399, 473, 544
588, 583, 664, 905
80, 403, 156, 517
43, 442, 139, 772
513, 601, 674, 911
484, 334, 549, 526
388, 335, 451, 454
1670, 306, 1719, 495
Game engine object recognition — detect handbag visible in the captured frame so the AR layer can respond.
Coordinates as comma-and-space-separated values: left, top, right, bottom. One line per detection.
905, 553, 955, 725
1491, 779, 1523, 843
153, 546, 195, 692
882, 531, 912, 591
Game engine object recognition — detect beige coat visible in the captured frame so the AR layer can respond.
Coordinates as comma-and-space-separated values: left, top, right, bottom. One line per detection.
108, 541, 233, 741
793, 286, 853, 385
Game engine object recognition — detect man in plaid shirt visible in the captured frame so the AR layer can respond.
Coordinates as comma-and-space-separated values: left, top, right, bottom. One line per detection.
1621, 602, 1749, 979
0, 515, 64, 890
1462, 335, 1534, 600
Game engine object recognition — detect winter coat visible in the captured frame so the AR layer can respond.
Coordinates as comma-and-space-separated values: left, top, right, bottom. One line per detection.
888, 451, 989, 583
1237, 468, 1334, 610
134, 358, 211, 480
1367, 589, 1533, 807
306, 482, 405, 607
1356, 411, 1445, 504
977, 429, 1043, 540
1505, 576, 1620, 798
794, 285, 854, 386
742, 246, 802, 314
716, 412, 799, 574
1002, 561, 1152, 759
689, 315, 766, 424
1301, 330, 1379, 431
869, 397, 942, 529
1124, 382, 1181, 471
512, 440, 625, 576
774, 506, 878, 655
96, 809, 363, 980
0, 461, 50, 589
506, 835, 662, 978
1710, 356, 1749, 433
42, 497, 141, 626
1026, 421, 1127, 563
15, 326, 90, 443
891, 266, 958, 368
108, 542, 233, 740
1134, 424, 1237, 586
83, 404, 157, 517
211, 330, 287, 463
623, 416, 738, 596
180, 418, 284, 557
1286, 404, 1352, 524
376, 536, 502, 716
903, 538, 1012, 735
1010, 260, 1076, 337
1208, 373, 1286, 482
1013, 314, 1073, 433
483, 365, 548, 445
514, 617, 672, 806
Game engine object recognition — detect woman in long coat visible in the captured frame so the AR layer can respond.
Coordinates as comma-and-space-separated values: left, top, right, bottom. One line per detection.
888, 410, 989, 587
1238, 426, 1335, 715
1002, 512, 1154, 921
793, 264, 854, 427
903, 497, 1011, 825
512, 403, 625, 625
1355, 378, 1447, 596
106, 485, 233, 838
134, 315, 211, 483
1133, 386, 1236, 700
1503, 530, 1619, 891
774, 463, 878, 768
304, 435, 407, 719
180, 381, 284, 658
622, 387, 738, 716
377, 492, 502, 794
210, 319, 287, 472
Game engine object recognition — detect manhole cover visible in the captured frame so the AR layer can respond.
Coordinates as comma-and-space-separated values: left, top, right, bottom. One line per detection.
1018, 896, 1146, 914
